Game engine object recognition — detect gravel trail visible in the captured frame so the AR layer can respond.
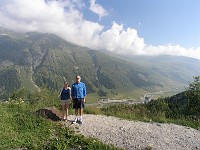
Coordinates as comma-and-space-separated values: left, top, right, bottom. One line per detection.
68, 114, 200, 150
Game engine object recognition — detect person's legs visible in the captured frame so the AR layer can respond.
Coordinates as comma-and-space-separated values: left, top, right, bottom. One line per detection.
65, 103, 68, 120
73, 98, 79, 123
72, 109, 78, 123
79, 108, 83, 116
75, 108, 78, 116
79, 99, 84, 123
73, 99, 84, 124
79, 108, 83, 122
61, 103, 66, 119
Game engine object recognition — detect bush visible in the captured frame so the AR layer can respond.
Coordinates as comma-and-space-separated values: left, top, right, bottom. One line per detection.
187, 76, 200, 116
84, 106, 101, 115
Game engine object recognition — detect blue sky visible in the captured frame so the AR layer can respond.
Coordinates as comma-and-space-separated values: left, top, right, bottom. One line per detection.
0, 0, 199, 59
84, 0, 200, 48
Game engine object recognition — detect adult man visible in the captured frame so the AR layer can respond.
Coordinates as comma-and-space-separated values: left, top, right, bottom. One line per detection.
71, 75, 86, 124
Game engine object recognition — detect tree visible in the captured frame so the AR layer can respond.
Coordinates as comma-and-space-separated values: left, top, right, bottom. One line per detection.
98, 89, 107, 97
186, 76, 200, 116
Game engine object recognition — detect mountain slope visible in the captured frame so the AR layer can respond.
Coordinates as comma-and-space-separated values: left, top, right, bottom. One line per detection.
0, 30, 197, 99
109, 54, 200, 84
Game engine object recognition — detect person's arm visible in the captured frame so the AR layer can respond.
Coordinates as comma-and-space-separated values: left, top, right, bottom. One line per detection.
71, 85, 74, 101
68, 87, 72, 101
83, 83, 86, 103
58, 93, 61, 99
58, 88, 62, 100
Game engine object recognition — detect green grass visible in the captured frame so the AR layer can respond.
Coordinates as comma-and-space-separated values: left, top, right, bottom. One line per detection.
85, 93, 99, 104
1, 86, 199, 149
90, 104, 200, 129
0, 89, 120, 150
86, 88, 152, 103
152, 90, 183, 100
18, 66, 39, 91
113, 88, 148, 100
84, 106, 102, 115
84, 85, 200, 130
0, 103, 51, 149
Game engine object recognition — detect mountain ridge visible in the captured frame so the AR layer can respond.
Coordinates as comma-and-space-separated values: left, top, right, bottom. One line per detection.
0, 31, 199, 99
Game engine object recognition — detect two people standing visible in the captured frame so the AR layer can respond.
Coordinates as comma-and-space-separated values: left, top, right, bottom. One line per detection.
59, 75, 86, 124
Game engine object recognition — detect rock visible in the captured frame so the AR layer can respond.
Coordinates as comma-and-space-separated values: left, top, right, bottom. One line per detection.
35, 107, 62, 121
156, 123, 161, 126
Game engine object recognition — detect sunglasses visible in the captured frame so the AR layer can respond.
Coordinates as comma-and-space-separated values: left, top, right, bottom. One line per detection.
76, 78, 80, 79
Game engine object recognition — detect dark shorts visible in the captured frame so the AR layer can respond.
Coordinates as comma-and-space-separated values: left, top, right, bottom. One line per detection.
73, 98, 84, 109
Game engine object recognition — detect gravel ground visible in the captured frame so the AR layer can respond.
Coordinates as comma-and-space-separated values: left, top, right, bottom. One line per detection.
67, 114, 200, 150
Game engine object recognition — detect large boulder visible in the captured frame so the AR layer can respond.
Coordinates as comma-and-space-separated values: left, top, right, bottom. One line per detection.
35, 107, 62, 121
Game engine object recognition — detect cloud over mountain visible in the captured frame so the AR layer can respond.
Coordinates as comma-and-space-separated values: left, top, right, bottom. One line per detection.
89, 0, 108, 20
0, 0, 199, 59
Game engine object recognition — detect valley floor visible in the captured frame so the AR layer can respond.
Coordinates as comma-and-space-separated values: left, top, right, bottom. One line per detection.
67, 114, 200, 150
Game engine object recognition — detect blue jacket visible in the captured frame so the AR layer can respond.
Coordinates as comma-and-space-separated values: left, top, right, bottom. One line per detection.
71, 82, 86, 99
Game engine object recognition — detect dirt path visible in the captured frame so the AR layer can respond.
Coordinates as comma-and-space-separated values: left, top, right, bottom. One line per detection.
67, 114, 200, 150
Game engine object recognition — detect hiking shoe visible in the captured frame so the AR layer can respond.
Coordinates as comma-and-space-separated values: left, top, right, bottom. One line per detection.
78, 119, 83, 125
61, 116, 66, 121
72, 118, 78, 124
72, 121, 76, 124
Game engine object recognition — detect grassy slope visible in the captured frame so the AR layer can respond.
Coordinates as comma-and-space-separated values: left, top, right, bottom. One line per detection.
0, 89, 119, 150
17, 66, 39, 91
1, 84, 199, 149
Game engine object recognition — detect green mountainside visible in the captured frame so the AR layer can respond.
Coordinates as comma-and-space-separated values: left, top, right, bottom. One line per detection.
0, 30, 199, 99
108, 54, 200, 84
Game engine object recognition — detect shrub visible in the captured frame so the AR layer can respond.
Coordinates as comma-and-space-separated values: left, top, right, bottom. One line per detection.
187, 76, 200, 116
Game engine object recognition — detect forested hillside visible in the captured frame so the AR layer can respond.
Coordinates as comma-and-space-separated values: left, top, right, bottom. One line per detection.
1, 30, 199, 99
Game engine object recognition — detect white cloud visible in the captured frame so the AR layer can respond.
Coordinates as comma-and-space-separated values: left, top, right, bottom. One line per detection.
143, 45, 200, 59
98, 22, 145, 55
0, 0, 199, 60
0, 0, 103, 45
89, 0, 108, 20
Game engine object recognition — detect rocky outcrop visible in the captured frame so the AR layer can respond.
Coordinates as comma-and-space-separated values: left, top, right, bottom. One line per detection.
35, 107, 62, 121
